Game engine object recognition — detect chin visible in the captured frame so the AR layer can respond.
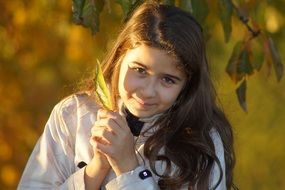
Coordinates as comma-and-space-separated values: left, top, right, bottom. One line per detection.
127, 108, 154, 118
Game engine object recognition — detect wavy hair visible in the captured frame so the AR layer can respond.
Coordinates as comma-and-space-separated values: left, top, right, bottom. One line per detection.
89, 1, 236, 189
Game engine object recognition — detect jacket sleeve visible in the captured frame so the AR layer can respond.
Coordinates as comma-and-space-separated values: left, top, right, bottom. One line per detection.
105, 165, 160, 190
17, 98, 86, 190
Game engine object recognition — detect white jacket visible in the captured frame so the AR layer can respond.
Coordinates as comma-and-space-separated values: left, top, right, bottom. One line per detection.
17, 94, 226, 190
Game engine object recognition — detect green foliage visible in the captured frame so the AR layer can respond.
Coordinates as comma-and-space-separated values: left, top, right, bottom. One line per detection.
236, 79, 247, 112
239, 48, 254, 76
226, 41, 244, 82
226, 40, 254, 111
72, 0, 105, 34
218, 0, 233, 42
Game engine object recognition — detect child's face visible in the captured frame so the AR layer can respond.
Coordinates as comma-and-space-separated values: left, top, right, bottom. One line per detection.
118, 44, 186, 118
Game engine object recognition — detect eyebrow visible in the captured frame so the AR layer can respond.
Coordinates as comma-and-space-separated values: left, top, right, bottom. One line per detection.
131, 61, 183, 81
132, 61, 148, 69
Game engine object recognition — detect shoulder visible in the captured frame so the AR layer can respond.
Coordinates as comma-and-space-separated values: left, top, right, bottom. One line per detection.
53, 92, 99, 118
209, 128, 226, 189
209, 128, 224, 157
48, 92, 100, 134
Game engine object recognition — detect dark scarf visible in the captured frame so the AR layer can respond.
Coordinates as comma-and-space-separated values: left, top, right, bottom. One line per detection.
125, 109, 144, 137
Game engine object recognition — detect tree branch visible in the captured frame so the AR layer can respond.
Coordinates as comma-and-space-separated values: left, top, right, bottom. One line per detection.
231, 1, 261, 39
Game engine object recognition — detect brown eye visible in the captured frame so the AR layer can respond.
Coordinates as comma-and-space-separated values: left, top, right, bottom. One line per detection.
162, 76, 175, 84
134, 67, 147, 75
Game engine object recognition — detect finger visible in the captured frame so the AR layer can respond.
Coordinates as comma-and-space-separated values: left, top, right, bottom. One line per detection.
90, 138, 108, 155
90, 135, 108, 148
97, 108, 106, 119
98, 109, 127, 130
97, 109, 111, 119
94, 118, 121, 135
94, 141, 113, 157
91, 126, 116, 144
101, 115, 132, 138
90, 135, 107, 144
94, 119, 114, 131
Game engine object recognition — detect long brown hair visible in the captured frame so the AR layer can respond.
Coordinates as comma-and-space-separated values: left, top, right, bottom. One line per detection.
91, 1, 236, 189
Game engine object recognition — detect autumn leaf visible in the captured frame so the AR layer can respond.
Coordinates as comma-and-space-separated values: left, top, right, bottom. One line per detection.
226, 41, 244, 83
251, 37, 264, 71
236, 79, 247, 112
238, 49, 254, 75
218, 0, 233, 43
94, 60, 113, 110
72, 0, 105, 34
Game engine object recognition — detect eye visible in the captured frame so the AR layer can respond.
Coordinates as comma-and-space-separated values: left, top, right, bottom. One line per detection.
133, 67, 147, 75
162, 76, 175, 86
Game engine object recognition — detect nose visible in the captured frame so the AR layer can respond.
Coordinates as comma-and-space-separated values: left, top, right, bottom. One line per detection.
139, 77, 157, 98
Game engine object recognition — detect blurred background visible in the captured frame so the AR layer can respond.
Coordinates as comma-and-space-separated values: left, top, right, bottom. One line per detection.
0, 0, 284, 189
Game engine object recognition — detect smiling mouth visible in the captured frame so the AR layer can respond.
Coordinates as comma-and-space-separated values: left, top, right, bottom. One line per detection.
133, 97, 156, 108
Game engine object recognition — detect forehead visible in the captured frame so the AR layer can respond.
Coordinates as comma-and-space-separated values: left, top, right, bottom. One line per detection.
122, 44, 185, 74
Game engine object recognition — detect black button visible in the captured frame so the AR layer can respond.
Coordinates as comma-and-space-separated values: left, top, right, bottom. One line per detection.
139, 169, 152, 180
77, 161, 87, 168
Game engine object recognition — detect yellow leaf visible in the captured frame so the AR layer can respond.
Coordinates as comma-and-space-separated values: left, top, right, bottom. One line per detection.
94, 59, 112, 110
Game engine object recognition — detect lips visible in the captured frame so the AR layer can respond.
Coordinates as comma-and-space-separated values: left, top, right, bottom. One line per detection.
133, 97, 156, 108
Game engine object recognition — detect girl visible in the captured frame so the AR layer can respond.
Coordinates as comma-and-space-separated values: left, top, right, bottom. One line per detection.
18, 1, 236, 190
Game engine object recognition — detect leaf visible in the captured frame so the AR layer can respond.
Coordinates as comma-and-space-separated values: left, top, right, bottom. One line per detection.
251, 38, 264, 71
236, 79, 247, 112
72, 0, 105, 34
72, 0, 85, 24
218, 0, 233, 43
94, 60, 113, 110
191, 0, 209, 23
268, 37, 284, 82
263, 36, 273, 77
238, 49, 254, 75
226, 41, 244, 83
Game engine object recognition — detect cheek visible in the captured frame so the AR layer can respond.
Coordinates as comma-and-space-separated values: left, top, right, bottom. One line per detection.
119, 70, 137, 94
160, 87, 182, 106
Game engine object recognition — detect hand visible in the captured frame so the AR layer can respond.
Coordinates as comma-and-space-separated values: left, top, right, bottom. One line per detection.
92, 109, 139, 176
84, 117, 112, 190
89, 112, 111, 171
